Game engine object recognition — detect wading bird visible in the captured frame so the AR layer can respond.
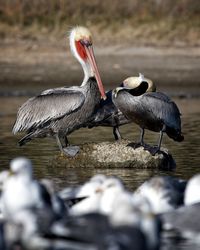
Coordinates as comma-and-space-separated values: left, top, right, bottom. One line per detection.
112, 76, 184, 155
13, 26, 106, 157
86, 73, 156, 140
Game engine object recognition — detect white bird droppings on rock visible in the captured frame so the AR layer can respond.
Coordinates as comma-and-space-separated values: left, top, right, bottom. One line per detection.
58, 140, 176, 170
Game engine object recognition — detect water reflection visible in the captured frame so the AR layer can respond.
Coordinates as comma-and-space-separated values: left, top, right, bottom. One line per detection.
0, 96, 200, 192
0, 95, 200, 249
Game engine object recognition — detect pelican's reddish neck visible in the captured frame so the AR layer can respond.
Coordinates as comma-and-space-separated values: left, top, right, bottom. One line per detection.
70, 30, 93, 85
75, 41, 88, 61
72, 38, 92, 85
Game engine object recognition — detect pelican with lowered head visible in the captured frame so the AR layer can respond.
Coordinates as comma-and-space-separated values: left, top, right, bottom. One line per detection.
13, 26, 106, 157
86, 73, 156, 140
112, 74, 184, 155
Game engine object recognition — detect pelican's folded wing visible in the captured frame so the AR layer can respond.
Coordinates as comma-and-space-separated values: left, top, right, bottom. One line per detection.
13, 90, 85, 133
140, 92, 181, 128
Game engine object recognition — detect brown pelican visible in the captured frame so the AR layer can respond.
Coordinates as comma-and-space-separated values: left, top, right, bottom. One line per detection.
85, 73, 156, 140
13, 26, 106, 156
112, 75, 184, 155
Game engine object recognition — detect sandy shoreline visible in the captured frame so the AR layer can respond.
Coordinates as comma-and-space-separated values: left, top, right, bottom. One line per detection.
0, 39, 200, 95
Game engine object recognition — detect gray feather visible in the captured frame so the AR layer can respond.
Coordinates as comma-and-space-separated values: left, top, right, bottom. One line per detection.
114, 91, 181, 130
138, 92, 181, 129
13, 89, 85, 133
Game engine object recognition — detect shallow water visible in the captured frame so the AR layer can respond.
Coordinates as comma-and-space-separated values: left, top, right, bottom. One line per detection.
0, 91, 200, 249
0, 95, 200, 190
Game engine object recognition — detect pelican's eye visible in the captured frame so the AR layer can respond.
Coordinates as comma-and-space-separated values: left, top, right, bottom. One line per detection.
80, 39, 92, 47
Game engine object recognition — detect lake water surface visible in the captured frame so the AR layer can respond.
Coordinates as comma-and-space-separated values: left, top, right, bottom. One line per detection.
0, 93, 199, 189
0, 89, 200, 250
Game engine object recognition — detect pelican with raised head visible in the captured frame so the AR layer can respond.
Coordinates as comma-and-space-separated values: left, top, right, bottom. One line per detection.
112, 74, 184, 155
86, 73, 156, 140
13, 26, 106, 156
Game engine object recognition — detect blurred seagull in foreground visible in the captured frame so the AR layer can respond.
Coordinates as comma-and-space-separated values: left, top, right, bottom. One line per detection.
59, 174, 106, 200
184, 174, 200, 205
58, 174, 106, 215
98, 177, 126, 215
0, 158, 57, 248
0, 170, 10, 217
1, 157, 52, 221
161, 202, 200, 241
134, 176, 186, 214
109, 190, 161, 250
67, 176, 126, 216
68, 175, 124, 215
40, 179, 68, 219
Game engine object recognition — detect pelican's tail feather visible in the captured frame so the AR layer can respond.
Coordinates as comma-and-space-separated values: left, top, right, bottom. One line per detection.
18, 133, 33, 146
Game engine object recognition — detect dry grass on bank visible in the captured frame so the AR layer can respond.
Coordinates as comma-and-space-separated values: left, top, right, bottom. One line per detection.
0, 0, 199, 46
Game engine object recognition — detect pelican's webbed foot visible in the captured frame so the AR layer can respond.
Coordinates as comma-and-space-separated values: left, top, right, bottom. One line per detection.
127, 142, 147, 149
62, 146, 80, 157
144, 146, 160, 156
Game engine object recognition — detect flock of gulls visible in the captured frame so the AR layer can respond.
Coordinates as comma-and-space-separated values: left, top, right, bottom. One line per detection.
0, 157, 200, 249
12, 26, 184, 157
2, 26, 194, 249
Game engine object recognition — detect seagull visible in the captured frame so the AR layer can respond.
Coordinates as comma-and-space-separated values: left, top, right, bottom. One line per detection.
184, 174, 200, 205
40, 179, 68, 219
1, 157, 52, 221
68, 175, 107, 215
134, 176, 186, 214
58, 174, 106, 205
161, 202, 200, 241
109, 187, 160, 250
98, 176, 126, 215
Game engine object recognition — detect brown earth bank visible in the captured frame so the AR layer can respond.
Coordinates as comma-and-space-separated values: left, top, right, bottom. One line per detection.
0, 38, 199, 97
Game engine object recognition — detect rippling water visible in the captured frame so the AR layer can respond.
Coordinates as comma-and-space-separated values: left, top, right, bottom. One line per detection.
0, 95, 200, 190
0, 94, 200, 249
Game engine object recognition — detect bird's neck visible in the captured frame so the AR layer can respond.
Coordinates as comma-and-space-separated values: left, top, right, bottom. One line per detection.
81, 61, 92, 86
18, 173, 32, 183
70, 32, 93, 86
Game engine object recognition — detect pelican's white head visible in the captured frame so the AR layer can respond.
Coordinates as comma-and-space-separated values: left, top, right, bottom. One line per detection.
69, 26, 106, 99
123, 73, 156, 92
72, 26, 92, 46
114, 73, 156, 98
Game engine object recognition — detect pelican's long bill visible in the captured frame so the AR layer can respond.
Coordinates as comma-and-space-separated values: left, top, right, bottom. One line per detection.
85, 46, 107, 100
